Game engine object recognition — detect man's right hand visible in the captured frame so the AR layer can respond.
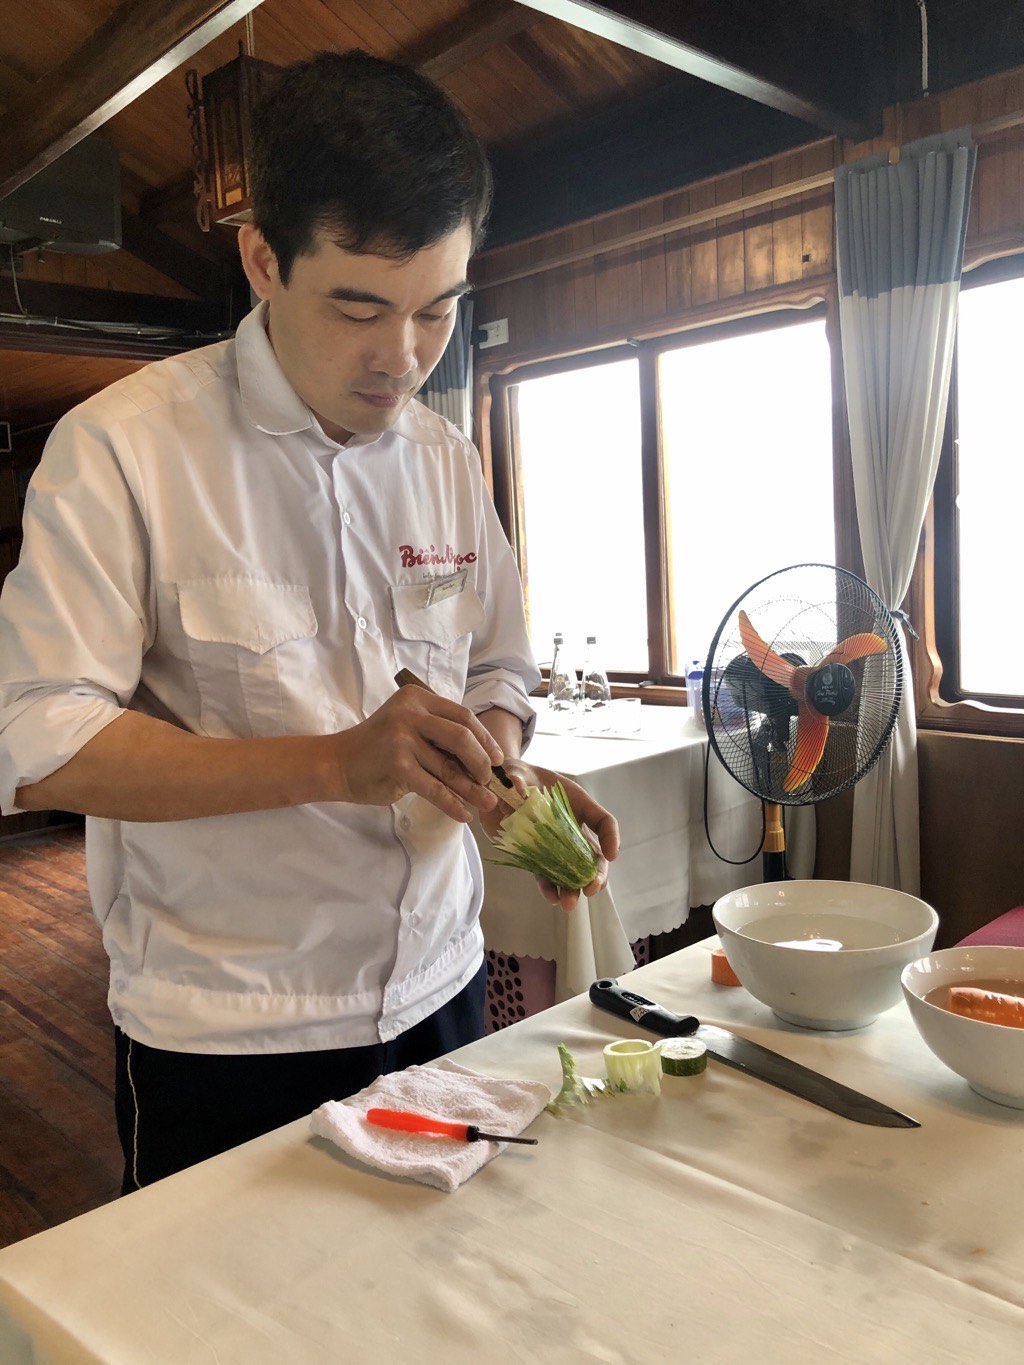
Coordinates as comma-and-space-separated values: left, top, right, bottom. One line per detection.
330, 685, 505, 823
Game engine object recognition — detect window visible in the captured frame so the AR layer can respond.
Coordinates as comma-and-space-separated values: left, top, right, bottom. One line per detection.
494, 312, 836, 685
919, 254, 1024, 731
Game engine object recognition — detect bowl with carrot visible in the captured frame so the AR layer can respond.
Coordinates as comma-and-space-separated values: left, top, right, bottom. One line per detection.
901, 946, 1024, 1109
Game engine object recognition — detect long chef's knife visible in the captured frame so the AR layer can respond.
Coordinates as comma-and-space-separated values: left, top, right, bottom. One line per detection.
589, 979, 920, 1129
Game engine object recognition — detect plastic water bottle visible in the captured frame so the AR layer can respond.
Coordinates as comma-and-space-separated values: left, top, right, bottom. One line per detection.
580, 635, 612, 711
548, 632, 578, 711
686, 658, 705, 725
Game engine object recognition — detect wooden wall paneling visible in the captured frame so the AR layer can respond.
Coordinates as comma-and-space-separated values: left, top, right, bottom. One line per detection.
687, 179, 719, 306
800, 141, 835, 279
974, 75, 1024, 240
661, 188, 693, 314
568, 219, 598, 340
714, 170, 745, 300
919, 731, 1024, 945
771, 149, 808, 284
535, 228, 578, 348
741, 162, 775, 293
638, 197, 667, 320
497, 240, 542, 356
593, 206, 642, 334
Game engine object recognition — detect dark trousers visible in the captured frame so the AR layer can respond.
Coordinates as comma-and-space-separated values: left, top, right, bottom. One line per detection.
114, 960, 487, 1193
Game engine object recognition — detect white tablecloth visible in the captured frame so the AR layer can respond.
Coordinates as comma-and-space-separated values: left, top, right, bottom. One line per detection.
2, 942, 1020, 1363
477, 703, 814, 998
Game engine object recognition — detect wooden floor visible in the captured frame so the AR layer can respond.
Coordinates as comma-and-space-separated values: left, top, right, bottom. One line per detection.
0, 826, 122, 1251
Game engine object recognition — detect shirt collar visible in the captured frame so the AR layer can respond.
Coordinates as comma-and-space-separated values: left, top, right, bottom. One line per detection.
236, 300, 316, 437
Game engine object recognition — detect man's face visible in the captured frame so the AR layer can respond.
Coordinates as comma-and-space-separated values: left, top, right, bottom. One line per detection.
240, 221, 473, 443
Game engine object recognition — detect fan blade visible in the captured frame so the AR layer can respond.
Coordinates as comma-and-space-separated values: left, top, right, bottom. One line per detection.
822, 633, 889, 666
783, 702, 830, 793
738, 611, 797, 691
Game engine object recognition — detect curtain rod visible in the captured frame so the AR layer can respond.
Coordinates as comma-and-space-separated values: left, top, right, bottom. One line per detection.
475, 108, 1024, 292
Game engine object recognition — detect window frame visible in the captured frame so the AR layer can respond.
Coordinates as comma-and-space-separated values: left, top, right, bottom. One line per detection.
910, 250, 1024, 737
488, 298, 852, 698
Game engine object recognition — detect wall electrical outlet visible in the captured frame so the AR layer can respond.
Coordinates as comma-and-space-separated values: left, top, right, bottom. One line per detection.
477, 318, 509, 349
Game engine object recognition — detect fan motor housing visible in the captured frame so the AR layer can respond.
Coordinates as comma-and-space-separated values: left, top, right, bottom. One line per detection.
807, 662, 857, 717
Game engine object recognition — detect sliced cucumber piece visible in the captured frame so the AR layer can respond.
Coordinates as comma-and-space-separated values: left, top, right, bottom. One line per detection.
660, 1037, 708, 1077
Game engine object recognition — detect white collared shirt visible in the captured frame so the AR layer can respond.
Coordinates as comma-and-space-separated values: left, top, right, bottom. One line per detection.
0, 303, 539, 1053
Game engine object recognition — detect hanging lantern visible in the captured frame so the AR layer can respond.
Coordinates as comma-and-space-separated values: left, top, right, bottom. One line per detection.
186, 44, 281, 231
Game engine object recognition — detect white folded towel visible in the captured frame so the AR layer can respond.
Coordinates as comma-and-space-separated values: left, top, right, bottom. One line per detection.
310, 1060, 551, 1192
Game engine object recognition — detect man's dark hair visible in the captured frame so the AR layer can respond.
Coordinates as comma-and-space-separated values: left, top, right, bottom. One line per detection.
249, 49, 492, 283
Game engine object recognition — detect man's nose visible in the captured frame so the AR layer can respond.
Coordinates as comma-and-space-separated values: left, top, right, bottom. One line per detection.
368, 319, 417, 378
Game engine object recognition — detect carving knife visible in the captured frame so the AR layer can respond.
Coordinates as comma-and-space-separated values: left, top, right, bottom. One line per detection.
589, 979, 920, 1128
393, 668, 524, 808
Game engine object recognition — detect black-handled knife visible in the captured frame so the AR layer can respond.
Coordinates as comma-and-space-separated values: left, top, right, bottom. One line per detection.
589, 979, 920, 1129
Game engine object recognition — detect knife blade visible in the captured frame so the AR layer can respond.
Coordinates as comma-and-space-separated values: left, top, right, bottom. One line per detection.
589, 979, 920, 1129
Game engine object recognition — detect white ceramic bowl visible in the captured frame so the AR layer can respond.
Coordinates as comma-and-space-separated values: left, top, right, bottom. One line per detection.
712, 880, 939, 1030
901, 946, 1024, 1109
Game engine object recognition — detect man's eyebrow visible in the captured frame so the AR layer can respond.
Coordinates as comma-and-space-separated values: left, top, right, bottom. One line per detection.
325, 282, 473, 308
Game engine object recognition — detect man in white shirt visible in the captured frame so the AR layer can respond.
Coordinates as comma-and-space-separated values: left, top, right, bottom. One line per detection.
0, 51, 618, 1189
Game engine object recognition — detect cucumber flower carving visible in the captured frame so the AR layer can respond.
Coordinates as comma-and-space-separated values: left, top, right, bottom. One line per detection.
487, 781, 599, 891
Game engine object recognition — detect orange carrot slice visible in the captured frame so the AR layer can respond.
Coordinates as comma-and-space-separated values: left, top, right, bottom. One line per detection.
947, 986, 1024, 1028
711, 946, 742, 987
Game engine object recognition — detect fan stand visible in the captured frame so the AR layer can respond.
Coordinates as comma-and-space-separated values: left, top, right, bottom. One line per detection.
763, 803, 788, 882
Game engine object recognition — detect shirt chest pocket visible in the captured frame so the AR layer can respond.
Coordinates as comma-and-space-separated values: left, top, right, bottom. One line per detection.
178, 578, 329, 739
390, 582, 486, 700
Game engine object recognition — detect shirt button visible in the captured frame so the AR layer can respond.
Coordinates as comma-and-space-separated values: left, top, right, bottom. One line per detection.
356, 615, 367, 630
342, 511, 352, 525
401, 815, 412, 831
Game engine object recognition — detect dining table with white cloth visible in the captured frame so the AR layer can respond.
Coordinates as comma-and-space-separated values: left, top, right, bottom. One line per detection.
476, 702, 815, 999
1, 939, 1021, 1363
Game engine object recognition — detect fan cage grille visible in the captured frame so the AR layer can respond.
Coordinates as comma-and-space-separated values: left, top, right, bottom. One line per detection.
704, 564, 903, 807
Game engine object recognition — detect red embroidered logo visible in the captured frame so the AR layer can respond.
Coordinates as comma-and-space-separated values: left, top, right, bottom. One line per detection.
398, 543, 477, 569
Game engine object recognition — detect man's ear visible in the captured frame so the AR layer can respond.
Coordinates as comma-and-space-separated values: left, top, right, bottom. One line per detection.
238, 224, 279, 300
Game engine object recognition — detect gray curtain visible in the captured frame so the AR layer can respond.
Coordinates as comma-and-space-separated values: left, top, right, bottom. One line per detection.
420, 296, 475, 438
835, 129, 976, 892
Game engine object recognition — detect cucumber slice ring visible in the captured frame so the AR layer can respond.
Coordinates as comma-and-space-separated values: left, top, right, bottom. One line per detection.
659, 1037, 708, 1077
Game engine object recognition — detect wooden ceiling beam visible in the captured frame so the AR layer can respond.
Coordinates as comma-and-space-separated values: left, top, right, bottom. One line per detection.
0, 273, 221, 333
118, 212, 225, 300
0, 0, 266, 203
139, 4, 538, 236
511, 0, 884, 137
401, 0, 539, 81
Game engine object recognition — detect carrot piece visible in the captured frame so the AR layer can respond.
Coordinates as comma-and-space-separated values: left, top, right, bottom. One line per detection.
947, 986, 1024, 1028
711, 946, 742, 987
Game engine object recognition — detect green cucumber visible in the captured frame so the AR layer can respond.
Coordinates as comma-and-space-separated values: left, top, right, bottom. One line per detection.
660, 1038, 707, 1077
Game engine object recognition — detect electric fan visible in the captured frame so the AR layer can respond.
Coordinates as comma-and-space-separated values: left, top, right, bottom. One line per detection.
703, 564, 903, 881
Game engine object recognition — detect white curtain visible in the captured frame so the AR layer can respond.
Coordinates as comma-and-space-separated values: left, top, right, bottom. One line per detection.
835, 130, 976, 892
420, 296, 475, 437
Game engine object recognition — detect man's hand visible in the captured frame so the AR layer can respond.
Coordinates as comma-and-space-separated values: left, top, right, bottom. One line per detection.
479, 759, 620, 911
331, 685, 505, 823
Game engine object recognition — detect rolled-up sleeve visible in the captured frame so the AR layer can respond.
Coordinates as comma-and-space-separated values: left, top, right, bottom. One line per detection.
460, 449, 540, 749
0, 415, 149, 813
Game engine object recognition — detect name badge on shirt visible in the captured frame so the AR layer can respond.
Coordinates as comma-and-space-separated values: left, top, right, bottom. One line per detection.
425, 569, 468, 607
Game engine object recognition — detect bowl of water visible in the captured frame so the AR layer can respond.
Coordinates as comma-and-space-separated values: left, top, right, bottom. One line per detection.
712, 880, 939, 1030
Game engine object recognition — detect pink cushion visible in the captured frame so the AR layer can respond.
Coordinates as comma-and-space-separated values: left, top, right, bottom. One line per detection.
956, 907, 1024, 949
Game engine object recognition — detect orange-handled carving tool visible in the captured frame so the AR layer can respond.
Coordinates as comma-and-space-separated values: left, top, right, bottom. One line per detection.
365, 1107, 538, 1144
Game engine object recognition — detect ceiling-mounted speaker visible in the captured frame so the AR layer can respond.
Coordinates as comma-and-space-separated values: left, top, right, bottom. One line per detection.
0, 138, 121, 255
